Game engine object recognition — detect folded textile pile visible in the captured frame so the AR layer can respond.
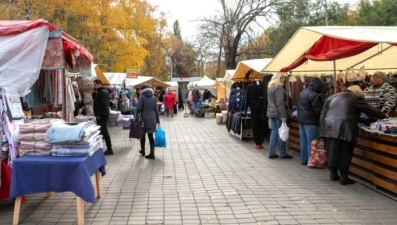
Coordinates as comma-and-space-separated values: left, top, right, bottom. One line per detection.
373, 118, 397, 132
49, 123, 102, 156
18, 118, 65, 156
108, 111, 121, 127
118, 115, 133, 129
47, 121, 96, 144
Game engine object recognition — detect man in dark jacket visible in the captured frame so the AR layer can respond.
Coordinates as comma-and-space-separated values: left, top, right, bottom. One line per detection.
93, 79, 113, 155
296, 77, 326, 166
319, 85, 387, 185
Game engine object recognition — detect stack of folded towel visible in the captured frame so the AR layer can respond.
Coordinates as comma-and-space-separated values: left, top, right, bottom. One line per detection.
48, 122, 103, 156
18, 118, 65, 156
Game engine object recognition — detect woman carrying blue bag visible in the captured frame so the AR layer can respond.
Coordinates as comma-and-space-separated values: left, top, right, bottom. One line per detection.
137, 84, 160, 159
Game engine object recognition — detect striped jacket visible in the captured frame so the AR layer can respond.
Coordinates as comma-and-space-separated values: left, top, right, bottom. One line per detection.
363, 82, 396, 114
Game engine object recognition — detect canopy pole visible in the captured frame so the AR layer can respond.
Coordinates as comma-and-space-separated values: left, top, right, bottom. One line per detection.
333, 60, 337, 93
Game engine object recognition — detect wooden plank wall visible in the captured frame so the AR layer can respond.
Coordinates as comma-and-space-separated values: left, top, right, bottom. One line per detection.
288, 119, 397, 194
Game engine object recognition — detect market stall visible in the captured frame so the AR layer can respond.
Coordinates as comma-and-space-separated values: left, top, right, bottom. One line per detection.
0, 19, 106, 225
232, 58, 272, 81
125, 75, 170, 89
226, 59, 273, 140
263, 26, 397, 194
222, 69, 235, 100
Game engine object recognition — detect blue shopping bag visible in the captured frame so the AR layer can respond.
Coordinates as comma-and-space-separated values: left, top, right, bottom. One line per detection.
154, 125, 166, 148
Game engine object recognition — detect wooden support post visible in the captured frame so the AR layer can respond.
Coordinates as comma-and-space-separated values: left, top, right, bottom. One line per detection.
95, 170, 102, 198
76, 196, 84, 225
13, 197, 22, 225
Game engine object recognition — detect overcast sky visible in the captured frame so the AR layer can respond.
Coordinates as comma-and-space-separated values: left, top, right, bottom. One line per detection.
147, 0, 361, 40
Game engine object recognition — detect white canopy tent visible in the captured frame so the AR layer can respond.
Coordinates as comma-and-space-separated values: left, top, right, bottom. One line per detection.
104, 72, 127, 86
125, 76, 170, 89
232, 58, 273, 81
263, 26, 397, 75
189, 75, 216, 95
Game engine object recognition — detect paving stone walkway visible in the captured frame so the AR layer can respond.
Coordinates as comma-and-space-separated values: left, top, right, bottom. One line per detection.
1, 112, 397, 224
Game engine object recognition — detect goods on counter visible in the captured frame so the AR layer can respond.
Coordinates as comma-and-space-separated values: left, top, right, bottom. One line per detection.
374, 118, 397, 132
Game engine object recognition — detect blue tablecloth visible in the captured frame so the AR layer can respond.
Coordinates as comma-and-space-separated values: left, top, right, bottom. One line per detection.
10, 149, 107, 203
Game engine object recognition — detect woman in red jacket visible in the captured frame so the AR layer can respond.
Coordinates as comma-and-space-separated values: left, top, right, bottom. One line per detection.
163, 89, 176, 117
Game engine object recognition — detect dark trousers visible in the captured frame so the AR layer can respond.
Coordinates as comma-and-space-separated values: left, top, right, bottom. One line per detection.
96, 116, 112, 150
140, 132, 154, 152
324, 138, 354, 172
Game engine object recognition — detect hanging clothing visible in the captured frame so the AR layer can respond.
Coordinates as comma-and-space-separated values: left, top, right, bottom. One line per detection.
246, 81, 267, 145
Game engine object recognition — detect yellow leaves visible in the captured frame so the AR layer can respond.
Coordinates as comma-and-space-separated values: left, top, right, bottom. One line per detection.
0, 0, 167, 76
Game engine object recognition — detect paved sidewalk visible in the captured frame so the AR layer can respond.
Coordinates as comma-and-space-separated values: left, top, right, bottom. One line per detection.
1, 112, 397, 225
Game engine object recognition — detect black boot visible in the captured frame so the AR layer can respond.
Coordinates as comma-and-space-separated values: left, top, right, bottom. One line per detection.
145, 145, 155, 159
139, 141, 145, 156
340, 170, 355, 185
330, 167, 340, 181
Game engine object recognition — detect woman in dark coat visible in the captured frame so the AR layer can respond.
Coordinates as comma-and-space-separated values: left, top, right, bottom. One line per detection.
319, 85, 387, 185
137, 84, 160, 159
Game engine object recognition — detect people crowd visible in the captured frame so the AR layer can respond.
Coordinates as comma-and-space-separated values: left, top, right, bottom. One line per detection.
265, 71, 394, 185
91, 71, 395, 183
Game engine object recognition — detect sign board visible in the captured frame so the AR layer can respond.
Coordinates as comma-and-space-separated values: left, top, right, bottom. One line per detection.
126, 69, 139, 78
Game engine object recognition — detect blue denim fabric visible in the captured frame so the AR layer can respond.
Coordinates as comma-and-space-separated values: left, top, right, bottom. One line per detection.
268, 118, 287, 157
191, 102, 197, 112
299, 124, 319, 164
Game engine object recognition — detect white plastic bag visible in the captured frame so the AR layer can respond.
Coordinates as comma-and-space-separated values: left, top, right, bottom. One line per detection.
278, 121, 289, 142
160, 104, 165, 113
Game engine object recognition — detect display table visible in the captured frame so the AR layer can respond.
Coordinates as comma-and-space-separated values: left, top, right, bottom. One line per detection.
10, 149, 107, 225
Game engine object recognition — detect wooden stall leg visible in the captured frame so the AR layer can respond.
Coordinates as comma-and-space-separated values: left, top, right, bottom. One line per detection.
95, 170, 102, 198
76, 196, 84, 225
45, 192, 52, 198
13, 197, 22, 225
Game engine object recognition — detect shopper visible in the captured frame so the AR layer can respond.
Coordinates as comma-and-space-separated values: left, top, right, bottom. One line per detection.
93, 79, 113, 156
267, 72, 293, 159
137, 84, 160, 159
72, 81, 86, 117
320, 85, 387, 185
296, 77, 326, 165
163, 89, 176, 117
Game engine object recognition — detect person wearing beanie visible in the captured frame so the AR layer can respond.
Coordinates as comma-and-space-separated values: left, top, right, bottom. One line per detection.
363, 71, 396, 115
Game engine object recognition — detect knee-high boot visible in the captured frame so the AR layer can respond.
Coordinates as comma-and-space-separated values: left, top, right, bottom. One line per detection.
330, 167, 340, 181
340, 170, 355, 185
139, 139, 145, 156
145, 145, 155, 159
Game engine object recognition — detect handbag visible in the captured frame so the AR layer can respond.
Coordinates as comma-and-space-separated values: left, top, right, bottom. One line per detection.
129, 110, 142, 139
154, 125, 166, 148
308, 139, 328, 168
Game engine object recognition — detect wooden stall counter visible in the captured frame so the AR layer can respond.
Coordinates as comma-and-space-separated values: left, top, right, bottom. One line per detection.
288, 118, 397, 195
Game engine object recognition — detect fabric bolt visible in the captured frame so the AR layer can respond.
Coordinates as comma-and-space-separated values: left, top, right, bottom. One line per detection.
299, 124, 319, 164
268, 118, 287, 157
10, 149, 107, 203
